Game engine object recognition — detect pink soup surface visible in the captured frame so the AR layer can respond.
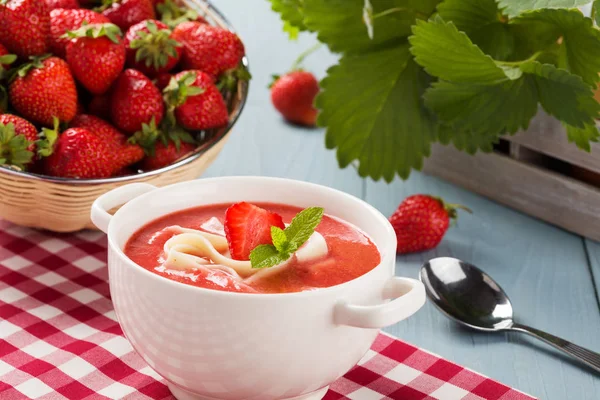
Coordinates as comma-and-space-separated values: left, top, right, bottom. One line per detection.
124, 203, 381, 294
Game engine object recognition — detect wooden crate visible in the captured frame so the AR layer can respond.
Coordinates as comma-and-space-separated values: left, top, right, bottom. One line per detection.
422, 111, 600, 242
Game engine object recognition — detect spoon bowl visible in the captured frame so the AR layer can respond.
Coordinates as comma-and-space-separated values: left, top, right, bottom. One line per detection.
420, 257, 600, 374
420, 257, 513, 331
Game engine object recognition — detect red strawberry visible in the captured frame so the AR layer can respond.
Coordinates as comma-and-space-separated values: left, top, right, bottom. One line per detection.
43, 128, 117, 178
224, 202, 286, 261
0, 0, 50, 59
154, 72, 172, 90
50, 9, 110, 58
389, 195, 471, 254
45, 0, 80, 10
171, 22, 244, 78
0, 114, 38, 169
65, 23, 126, 95
9, 55, 78, 126
156, 0, 207, 29
101, 0, 156, 31
124, 19, 182, 77
164, 70, 228, 131
110, 69, 164, 134
270, 71, 319, 127
141, 139, 194, 170
70, 114, 144, 168
88, 94, 111, 120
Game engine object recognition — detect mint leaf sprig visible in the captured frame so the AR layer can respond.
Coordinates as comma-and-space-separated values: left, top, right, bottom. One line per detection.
250, 207, 324, 269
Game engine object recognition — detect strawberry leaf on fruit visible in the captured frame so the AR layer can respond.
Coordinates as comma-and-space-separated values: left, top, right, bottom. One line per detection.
270, 0, 308, 40
302, 0, 440, 54
512, 9, 600, 86
250, 207, 324, 269
318, 44, 437, 181
497, 0, 592, 18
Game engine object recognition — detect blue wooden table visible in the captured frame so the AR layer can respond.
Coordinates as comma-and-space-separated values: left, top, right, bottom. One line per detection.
205, 1, 600, 398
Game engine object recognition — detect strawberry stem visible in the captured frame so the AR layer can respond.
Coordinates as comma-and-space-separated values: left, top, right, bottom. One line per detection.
157, 0, 201, 29
130, 21, 182, 70
290, 42, 322, 71
64, 23, 123, 44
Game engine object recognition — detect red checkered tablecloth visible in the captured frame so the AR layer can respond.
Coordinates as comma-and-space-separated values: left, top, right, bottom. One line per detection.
0, 220, 536, 400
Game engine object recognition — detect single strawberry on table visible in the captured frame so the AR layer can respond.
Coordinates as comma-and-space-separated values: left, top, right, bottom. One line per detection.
163, 70, 229, 131
64, 23, 126, 95
124, 19, 182, 77
9, 55, 78, 126
45, 0, 80, 10
171, 22, 244, 78
0, 0, 50, 58
224, 202, 286, 261
100, 0, 156, 31
50, 8, 111, 58
0, 114, 38, 169
270, 71, 319, 127
389, 195, 471, 254
110, 68, 164, 134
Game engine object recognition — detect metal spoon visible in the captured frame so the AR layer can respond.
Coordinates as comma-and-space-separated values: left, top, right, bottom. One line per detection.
420, 257, 600, 373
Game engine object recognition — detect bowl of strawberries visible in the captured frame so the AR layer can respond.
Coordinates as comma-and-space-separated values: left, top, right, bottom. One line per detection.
0, 0, 249, 232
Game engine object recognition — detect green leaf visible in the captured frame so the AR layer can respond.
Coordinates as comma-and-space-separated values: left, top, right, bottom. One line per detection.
270, 0, 307, 39
425, 77, 538, 136
283, 207, 324, 251
249, 244, 288, 269
594, 0, 600, 26
497, 0, 592, 18
520, 60, 599, 128
318, 44, 437, 181
438, 124, 502, 153
271, 226, 289, 253
303, 0, 440, 54
512, 9, 600, 86
436, 0, 499, 35
564, 122, 600, 151
409, 17, 520, 83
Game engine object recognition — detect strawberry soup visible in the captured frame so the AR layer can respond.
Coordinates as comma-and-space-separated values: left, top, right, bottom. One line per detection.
124, 202, 381, 294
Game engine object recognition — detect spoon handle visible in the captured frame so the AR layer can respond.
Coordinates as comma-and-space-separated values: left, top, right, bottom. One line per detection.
511, 323, 600, 373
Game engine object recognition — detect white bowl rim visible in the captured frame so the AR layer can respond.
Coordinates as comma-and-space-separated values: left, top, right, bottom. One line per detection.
107, 176, 398, 299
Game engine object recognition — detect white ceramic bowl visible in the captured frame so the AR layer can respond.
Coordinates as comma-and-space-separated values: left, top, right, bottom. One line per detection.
91, 177, 426, 400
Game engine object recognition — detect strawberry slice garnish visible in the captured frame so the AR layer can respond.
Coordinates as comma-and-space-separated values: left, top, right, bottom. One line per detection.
224, 202, 285, 261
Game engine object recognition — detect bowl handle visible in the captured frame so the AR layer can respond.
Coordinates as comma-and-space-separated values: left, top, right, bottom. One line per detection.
334, 277, 426, 329
91, 183, 157, 234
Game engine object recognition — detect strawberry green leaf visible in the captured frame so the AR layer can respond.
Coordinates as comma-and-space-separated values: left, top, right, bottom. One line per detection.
0, 122, 34, 169
270, 0, 308, 40
512, 9, 600, 86
594, 0, 600, 26
497, 0, 592, 18
424, 77, 538, 136
249, 244, 287, 269
564, 122, 600, 151
520, 60, 599, 128
409, 17, 520, 83
282, 207, 324, 252
303, 0, 440, 54
318, 44, 437, 181
437, 124, 502, 154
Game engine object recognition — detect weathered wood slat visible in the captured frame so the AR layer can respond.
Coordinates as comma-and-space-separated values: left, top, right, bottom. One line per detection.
422, 144, 600, 242
506, 111, 600, 174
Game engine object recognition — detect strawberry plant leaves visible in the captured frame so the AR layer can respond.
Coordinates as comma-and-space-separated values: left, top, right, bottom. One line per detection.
520, 60, 599, 128
564, 122, 600, 151
303, 0, 440, 54
424, 77, 538, 136
409, 17, 520, 83
270, 0, 307, 40
512, 9, 600, 86
318, 44, 437, 181
497, 0, 592, 18
437, 124, 503, 154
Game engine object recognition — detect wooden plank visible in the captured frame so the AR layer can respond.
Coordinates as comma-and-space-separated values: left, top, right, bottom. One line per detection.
422, 144, 600, 242
367, 174, 600, 400
506, 111, 600, 174
585, 239, 600, 312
